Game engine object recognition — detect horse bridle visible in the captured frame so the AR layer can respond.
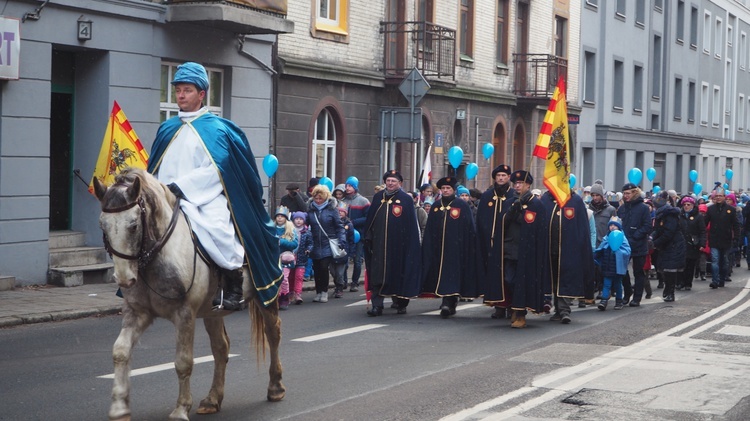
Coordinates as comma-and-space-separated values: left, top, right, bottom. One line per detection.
102, 195, 182, 271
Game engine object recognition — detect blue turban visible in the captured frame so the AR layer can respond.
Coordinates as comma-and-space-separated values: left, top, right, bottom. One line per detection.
171, 62, 209, 91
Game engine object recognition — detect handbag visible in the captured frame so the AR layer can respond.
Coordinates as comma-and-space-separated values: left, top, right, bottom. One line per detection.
313, 212, 347, 259
280, 251, 296, 264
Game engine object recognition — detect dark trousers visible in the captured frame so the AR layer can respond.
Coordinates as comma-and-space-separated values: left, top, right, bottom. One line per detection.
622, 255, 647, 302
682, 257, 697, 288
662, 271, 679, 297
345, 241, 364, 287
312, 257, 332, 294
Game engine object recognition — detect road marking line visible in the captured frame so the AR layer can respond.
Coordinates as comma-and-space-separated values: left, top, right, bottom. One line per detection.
717, 324, 750, 336
441, 279, 750, 421
292, 324, 387, 342
97, 354, 240, 379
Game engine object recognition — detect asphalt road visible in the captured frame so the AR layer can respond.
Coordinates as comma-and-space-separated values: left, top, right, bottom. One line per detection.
2, 276, 750, 421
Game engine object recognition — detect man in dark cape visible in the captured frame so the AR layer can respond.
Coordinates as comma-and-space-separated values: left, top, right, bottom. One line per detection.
148, 62, 281, 308
364, 170, 422, 316
503, 171, 548, 328
476, 165, 517, 318
541, 191, 594, 323
420, 177, 479, 318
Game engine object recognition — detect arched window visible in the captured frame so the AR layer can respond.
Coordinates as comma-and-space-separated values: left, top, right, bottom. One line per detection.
492, 122, 506, 168
312, 108, 337, 178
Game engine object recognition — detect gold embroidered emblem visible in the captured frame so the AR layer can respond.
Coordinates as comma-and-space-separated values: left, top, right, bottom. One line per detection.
488, 201, 494, 207
392, 205, 402, 217
524, 210, 536, 223
450, 208, 461, 219
564, 207, 575, 220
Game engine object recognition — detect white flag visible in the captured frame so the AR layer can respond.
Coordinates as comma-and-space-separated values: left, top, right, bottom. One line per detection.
420, 145, 432, 188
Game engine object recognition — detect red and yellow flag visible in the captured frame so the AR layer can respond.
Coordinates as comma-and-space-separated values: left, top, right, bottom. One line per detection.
533, 78, 571, 207
88, 101, 149, 194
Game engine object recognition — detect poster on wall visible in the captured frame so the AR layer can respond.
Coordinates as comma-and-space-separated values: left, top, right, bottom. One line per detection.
0, 17, 20, 80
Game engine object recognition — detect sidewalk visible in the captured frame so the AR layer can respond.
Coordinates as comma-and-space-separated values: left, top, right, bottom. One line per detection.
0, 279, 328, 328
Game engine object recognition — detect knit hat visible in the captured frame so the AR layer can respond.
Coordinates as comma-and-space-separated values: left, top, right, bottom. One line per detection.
345, 176, 359, 190
337, 203, 349, 214
457, 185, 470, 196
681, 195, 696, 205
333, 184, 346, 194
608, 216, 623, 230
584, 186, 592, 193
291, 211, 307, 222
622, 182, 638, 192
698, 204, 708, 213
652, 191, 669, 209
590, 183, 605, 196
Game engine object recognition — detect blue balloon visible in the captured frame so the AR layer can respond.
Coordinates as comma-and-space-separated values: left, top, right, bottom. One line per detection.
646, 167, 656, 182
726, 169, 734, 180
688, 170, 698, 183
724, 183, 729, 190
569, 173, 577, 189
466, 163, 479, 180
448, 146, 464, 169
262, 154, 278, 178
653, 185, 661, 194
482, 143, 494, 160
608, 230, 624, 251
353, 229, 361, 244
627, 168, 643, 185
318, 176, 334, 191
693, 182, 702, 195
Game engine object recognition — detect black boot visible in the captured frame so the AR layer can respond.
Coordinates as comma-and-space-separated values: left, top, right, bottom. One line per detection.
213, 268, 245, 311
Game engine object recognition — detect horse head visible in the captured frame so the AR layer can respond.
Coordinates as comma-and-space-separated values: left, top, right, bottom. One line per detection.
93, 168, 175, 289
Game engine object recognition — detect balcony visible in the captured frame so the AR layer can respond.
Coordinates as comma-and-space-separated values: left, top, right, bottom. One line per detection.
380, 21, 455, 82
166, 0, 294, 35
513, 54, 567, 98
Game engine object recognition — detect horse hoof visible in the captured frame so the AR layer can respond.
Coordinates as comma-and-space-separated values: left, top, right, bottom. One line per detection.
267, 388, 286, 402
196, 402, 220, 415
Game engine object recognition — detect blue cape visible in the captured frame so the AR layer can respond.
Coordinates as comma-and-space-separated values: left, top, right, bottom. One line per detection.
148, 112, 282, 306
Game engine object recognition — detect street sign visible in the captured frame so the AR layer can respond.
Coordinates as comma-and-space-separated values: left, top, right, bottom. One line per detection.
380, 107, 422, 143
398, 68, 430, 107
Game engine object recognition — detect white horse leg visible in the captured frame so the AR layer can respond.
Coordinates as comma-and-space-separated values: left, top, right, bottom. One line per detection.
169, 313, 196, 421
109, 310, 153, 421
252, 299, 285, 402
196, 317, 229, 414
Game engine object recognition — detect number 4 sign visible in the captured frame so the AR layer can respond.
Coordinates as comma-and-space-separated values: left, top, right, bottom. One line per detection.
0, 17, 20, 80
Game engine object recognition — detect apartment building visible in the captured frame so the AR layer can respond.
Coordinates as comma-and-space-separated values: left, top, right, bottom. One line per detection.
273, 0, 581, 204
0, 0, 292, 284
578, 0, 750, 194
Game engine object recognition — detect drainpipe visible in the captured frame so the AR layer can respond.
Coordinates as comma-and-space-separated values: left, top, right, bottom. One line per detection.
474, 116, 479, 188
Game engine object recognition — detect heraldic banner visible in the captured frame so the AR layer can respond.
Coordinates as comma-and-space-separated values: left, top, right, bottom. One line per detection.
533, 78, 571, 207
88, 101, 149, 195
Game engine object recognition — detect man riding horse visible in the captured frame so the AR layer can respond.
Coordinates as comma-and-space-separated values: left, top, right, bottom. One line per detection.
148, 61, 282, 310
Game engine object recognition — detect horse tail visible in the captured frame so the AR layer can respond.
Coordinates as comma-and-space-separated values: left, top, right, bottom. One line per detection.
249, 298, 268, 365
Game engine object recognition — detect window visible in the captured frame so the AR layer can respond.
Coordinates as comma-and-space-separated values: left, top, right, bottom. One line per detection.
160, 62, 223, 122
713, 86, 721, 128
728, 25, 733, 47
654, 0, 663, 11
585, 0, 598, 8
312, 108, 337, 179
703, 11, 711, 54
613, 59, 624, 110
700, 82, 709, 125
584, 51, 596, 104
636, 0, 645, 26
715, 17, 723, 58
676, 1, 685, 43
741, 32, 747, 70
554, 16, 567, 57
674, 77, 683, 120
652, 35, 662, 99
634, 64, 643, 112
459, 0, 474, 59
690, 6, 698, 48
314, 0, 349, 37
738, 94, 745, 131
496, 0, 509, 65
615, 0, 626, 18
688, 81, 696, 122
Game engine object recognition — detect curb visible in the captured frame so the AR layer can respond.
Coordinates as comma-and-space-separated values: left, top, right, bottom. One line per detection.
0, 306, 122, 328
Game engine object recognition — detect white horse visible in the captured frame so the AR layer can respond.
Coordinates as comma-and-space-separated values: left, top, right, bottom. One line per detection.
93, 168, 284, 421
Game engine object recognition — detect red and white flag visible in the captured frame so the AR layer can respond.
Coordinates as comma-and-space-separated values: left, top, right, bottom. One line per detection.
420, 144, 432, 188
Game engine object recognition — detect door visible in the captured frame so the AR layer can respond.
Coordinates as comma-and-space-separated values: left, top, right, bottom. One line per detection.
49, 51, 75, 231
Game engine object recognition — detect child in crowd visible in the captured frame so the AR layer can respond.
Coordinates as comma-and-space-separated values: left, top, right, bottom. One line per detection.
274, 206, 298, 310
330, 203, 355, 298
594, 216, 631, 310
290, 211, 312, 304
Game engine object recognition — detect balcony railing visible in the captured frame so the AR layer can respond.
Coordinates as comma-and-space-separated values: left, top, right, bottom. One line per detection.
513, 54, 567, 98
380, 21, 455, 81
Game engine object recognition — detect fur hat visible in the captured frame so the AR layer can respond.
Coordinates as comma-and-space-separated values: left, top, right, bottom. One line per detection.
383, 170, 403, 182
436, 177, 457, 189
492, 164, 512, 178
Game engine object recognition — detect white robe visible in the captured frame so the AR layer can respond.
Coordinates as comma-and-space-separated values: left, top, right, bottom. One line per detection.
154, 108, 244, 270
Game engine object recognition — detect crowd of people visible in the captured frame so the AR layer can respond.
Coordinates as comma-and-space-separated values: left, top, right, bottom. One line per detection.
275, 166, 747, 328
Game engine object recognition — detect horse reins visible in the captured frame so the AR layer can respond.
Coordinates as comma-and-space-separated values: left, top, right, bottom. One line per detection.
102, 193, 197, 300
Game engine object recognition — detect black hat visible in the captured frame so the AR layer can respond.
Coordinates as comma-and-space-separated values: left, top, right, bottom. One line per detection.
382, 170, 403, 182
510, 170, 533, 184
622, 182, 638, 191
436, 177, 457, 189
653, 191, 669, 208
308, 177, 319, 188
285, 183, 299, 191
492, 165, 512, 178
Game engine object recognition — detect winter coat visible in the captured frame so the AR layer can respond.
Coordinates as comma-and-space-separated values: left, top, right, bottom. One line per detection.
652, 205, 686, 271
594, 232, 631, 276
589, 200, 617, 247
680, 207, 706, 260
703, 202, 740, 249
275, 225, 299, 268
617, 195, 652, 257
333, 217, 356, 264
343, 191, 371, 233
308, 198, 347, 260
294, 226, 313, 267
